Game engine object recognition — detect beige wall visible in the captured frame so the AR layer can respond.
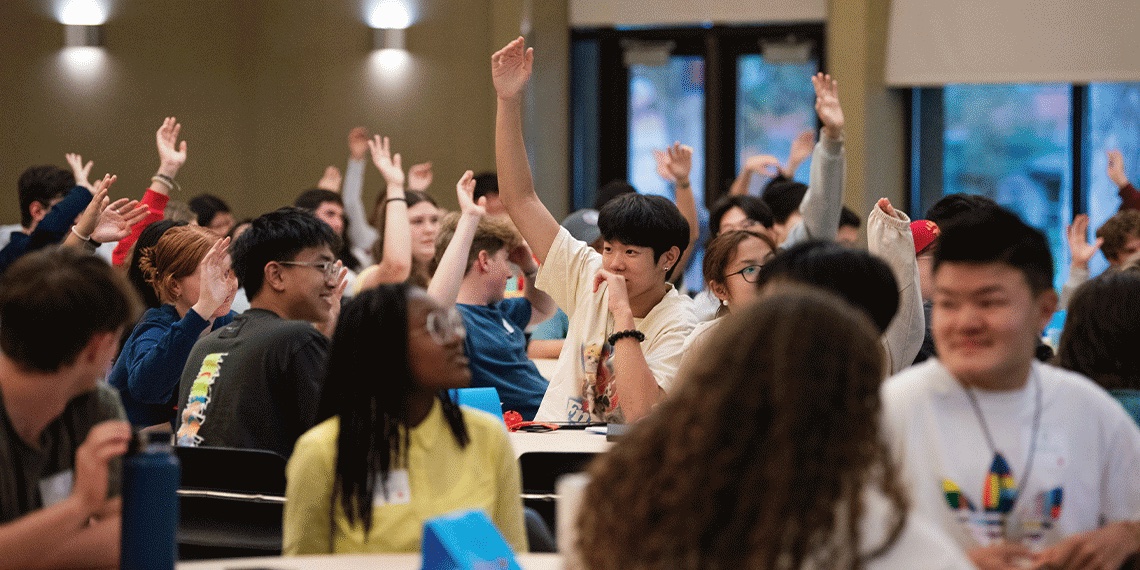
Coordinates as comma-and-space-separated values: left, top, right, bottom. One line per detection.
0, 0, 506, 226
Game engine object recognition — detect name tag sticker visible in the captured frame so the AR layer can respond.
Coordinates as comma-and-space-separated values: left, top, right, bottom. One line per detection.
39, 469, 74, 508
373, 469, 411, 506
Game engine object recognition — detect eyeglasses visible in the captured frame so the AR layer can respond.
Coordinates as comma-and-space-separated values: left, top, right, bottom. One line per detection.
424, 307, 466, 345
278, 260, 340, 282
725, 264, 763, 283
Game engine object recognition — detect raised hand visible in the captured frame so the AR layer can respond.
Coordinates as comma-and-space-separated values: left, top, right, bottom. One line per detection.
72, 175, 115, 240
456, 170, 487, 217
367, 135, 405, 187
653, 149, 676, 183
408, 162, 433, 192
156, 116, 187, 178
321, 261, 350, 337
665, 142, 694, 184
65, 153, 94, 191
71, 421, 131, 518
785, 129, 816, 176
811, 73, 844, 140
1107, 150, 1130, 188
316, 166, 343, 192
1067, 214, 1103, 268
876, 197, 901, 219
744, 154, 782, 177
91, 198, 149, 243
508, 241, 539, 275
192, 237, 234, 319
492, 36, 534, 101
348, 126, 370, 161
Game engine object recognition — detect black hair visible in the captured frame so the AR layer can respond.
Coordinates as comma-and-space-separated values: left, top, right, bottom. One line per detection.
1056, 270, 1140, 391
761, 180, 809, 225
294, 189, 359, 271
839, 206, 861, 229
318, 285, 469, 535
230, 207, 340, 299
187, 194, 232, 228
594, 179, 637, 211
127, 220, 188, 309
923, 193, 999, 227
756, 240, 899, 334
597, 193, 690, 279
17, 165, 75, 228
709, 195, 774, 238
0, 248, 140, 372
933, 206, 1054, 295
473, 172, 499, 201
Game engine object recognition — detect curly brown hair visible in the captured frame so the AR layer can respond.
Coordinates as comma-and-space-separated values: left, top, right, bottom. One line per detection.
1096, 210, 1140, 265
575, 288, 908, 569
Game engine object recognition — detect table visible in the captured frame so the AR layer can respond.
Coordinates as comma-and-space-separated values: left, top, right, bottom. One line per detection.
178, 552, 562, 569
508, 429, 611, 459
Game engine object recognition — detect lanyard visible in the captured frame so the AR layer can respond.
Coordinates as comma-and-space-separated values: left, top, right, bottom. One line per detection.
961, 368, 1043, 517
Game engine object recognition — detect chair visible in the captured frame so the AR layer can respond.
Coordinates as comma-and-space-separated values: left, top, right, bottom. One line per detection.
449, 387, 503, 418
518, 451, 596, 540
174, 446, 287, 560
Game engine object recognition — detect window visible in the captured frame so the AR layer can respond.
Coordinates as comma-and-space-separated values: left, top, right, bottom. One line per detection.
912, 82, 1140, 288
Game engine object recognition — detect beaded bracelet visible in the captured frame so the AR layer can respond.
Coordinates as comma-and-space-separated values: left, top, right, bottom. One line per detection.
607, 329, 645, 346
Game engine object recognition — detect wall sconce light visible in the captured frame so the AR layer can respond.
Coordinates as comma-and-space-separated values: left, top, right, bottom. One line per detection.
369, 0, 411, 51
64, 24, 103, 48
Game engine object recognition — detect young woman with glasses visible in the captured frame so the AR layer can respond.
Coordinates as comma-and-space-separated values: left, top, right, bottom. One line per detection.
677, 229, 776, 377
283, 284, 527, 554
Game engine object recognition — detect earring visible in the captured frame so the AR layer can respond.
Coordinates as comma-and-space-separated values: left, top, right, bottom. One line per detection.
664, 266, 670, 272
721, 299, 728, 306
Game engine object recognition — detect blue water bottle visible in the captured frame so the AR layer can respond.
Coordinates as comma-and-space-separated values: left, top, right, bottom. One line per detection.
121, 432, 181, 570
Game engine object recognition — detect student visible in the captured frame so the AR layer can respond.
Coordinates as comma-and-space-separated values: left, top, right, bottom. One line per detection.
0, 248, 140, 569
881, 206, 1140, 569
574, 289, 972, 569
428, 171, 556, 420
187, 193, 234, 237
283, 285, 526, 554
1055, 270, 1140, 425
174, 207, 347, 458
0, 160, 93, 274
677, 229, 776, 375
111, 116, 189, 267
110, 226, 237, 427
493, 37, 697, 423
294, 189, 361, 273
837, 205, 862, 246
527, 208, 602, 360
341, 131, 416, 289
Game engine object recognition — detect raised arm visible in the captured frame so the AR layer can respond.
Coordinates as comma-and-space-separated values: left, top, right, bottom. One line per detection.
657, 143, 700, 282
66, 175, 148, 251
360, 135, 411, 285
1059, 214, 1100, 310
782, 130, 815, 179
728, 154, 781, 197
315, 166, 342, 192
786, 73, 845, 246
1108, 150, 1140, 212
868, 198, 924, 374
493, 37, 560, 263
428, 171, 485, 306
113, 117, 186, 265
341, 127, 379, 252
407, 162, 433, 193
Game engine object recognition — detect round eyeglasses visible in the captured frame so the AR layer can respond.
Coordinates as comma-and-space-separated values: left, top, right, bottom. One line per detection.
724, 264, 763, 283
425, 307, 466, 345
278, 260, 340, 282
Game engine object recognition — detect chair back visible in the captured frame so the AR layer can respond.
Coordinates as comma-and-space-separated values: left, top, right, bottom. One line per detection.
449, 387, 503, 418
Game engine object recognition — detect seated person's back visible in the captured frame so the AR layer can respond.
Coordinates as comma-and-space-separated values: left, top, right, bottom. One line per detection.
175, 207, 344, 458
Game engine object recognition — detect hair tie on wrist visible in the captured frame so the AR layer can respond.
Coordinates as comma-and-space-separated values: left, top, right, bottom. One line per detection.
607, 329, 645, 346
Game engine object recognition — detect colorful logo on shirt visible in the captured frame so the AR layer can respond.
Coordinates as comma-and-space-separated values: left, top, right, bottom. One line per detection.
576, 341, 621, 423
942, 452, 1063, 547
176, 352, 227, 447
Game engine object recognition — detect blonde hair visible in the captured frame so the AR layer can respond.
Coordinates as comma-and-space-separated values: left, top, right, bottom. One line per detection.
137, 225, 215, 304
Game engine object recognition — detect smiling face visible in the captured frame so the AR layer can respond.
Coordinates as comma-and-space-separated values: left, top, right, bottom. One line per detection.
601, 239, 675, 300
408, 201, 441, 264
931, 262, 1056, 389
406, 291, 470, 391
277, 245, 338, 324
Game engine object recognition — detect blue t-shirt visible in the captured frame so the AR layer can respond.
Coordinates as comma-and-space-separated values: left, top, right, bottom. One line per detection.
529, 309, 569, 341
457, 298, 548, 420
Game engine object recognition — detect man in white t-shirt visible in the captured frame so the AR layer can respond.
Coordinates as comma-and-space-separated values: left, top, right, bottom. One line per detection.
491, 37, 697, 424
882, 206, 1140, 570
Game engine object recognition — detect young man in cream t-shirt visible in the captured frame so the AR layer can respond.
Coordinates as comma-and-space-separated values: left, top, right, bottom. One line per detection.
492, 37, 696, 424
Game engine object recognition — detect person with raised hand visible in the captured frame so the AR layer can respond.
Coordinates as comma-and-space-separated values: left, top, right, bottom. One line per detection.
354, 134, 413, 292
112, 117, 189, 267
0, 153, 100, 274
493, 37, 696, 423
760, 73, 846, 248
0, 248, 141, 569
728, 153, 782, 197
315, 165, 343, 193
109, 227, 238, 427
407, 161, 433, 193
652, 142, 701, 286
64, 174, 149, 252
1108, 149, 1140, 212
867, 197, 925, 374
427, 171, 555, 420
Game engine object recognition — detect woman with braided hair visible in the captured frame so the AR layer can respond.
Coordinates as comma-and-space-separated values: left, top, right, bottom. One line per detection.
573, 288, 971, 569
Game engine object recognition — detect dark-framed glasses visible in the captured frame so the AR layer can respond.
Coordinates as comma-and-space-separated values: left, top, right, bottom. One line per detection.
725, 264, 763, 283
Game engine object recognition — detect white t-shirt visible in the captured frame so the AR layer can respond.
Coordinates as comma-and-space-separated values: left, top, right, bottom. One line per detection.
882, 359, 1140, 552
534, 227, 697, 423
855, 484, 974, 570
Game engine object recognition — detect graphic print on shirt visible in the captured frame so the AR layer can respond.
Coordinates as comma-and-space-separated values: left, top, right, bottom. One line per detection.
941, 452, 1064, 549
176, 352, 227, 447
569, 341, 621, 423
